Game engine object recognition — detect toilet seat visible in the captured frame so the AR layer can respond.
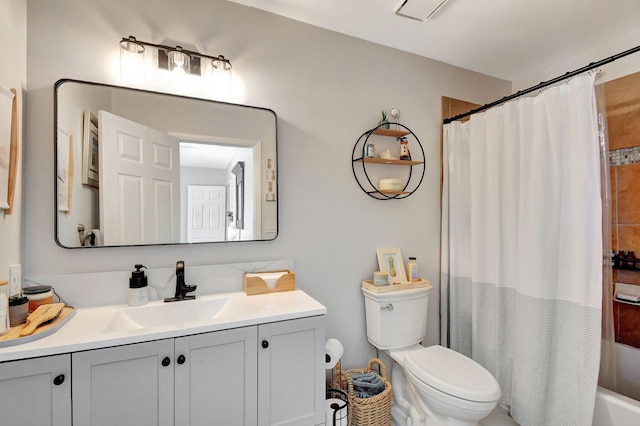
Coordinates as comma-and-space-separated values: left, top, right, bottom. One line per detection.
403, 345, 501, 403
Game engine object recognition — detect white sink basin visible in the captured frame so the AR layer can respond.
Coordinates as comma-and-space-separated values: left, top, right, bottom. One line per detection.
104, 296, 233, 333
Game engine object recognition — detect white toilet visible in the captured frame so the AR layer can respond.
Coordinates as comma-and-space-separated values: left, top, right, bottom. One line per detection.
362, 285, 501, 426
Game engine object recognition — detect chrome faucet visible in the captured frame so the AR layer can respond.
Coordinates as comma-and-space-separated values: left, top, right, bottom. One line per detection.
165, 261, 197, 302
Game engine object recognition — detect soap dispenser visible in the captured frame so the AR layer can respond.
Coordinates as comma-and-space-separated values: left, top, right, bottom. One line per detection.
128, 264, 149, 307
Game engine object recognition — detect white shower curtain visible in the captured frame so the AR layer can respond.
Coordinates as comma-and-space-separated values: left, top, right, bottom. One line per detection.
441, 74, 602, 425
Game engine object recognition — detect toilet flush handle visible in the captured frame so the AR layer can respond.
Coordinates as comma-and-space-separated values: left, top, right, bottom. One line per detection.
381, 303, 394, 311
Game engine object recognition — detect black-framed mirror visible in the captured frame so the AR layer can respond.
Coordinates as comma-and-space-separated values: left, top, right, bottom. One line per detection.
54, 79, 278, 248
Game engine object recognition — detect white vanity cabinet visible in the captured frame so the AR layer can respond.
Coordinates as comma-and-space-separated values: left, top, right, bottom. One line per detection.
0, 354, 72, 426
258, 315, 326, 426
71, 316, 325, 426
174, 326, 258, 425
72, 338, 175, 426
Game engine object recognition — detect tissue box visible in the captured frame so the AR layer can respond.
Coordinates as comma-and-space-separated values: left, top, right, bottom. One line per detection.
243, 270, 296, 296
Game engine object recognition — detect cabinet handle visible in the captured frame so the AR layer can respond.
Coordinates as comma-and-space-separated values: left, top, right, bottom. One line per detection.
177, 354, 186, 364
53, 374, 65, 386
262, 340, 269, 349
162, 356, 171, 367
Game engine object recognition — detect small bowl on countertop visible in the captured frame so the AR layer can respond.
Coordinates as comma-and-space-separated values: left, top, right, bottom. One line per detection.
379, 178, 403, 192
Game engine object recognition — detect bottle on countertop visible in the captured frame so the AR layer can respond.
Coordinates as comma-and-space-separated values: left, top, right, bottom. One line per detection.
128, 264, 149, 307
407, 257, 419, 282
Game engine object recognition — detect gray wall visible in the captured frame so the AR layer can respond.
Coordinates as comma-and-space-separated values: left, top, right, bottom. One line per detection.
24, 0, 511, 367
0, 0, 26, 293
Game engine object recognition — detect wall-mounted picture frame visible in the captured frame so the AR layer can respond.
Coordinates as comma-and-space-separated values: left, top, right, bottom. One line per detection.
376, 247, 406, 284
82, 111, 99, 188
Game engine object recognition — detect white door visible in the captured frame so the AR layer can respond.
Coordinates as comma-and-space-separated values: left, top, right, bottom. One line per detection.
186, 185, 225, 242
99, 111, 180, 245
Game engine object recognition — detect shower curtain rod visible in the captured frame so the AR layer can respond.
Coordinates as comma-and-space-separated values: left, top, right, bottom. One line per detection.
443, 44, 640, 124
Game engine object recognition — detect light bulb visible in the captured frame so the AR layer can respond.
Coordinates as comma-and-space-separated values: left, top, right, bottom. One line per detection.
168, 48, 190, 74
168, 47, 190, 86
119, 36, 144, 80
211, 55, 232, 92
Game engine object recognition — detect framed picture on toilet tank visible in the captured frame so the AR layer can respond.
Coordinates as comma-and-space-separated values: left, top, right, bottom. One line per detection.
377, 247, 406, 284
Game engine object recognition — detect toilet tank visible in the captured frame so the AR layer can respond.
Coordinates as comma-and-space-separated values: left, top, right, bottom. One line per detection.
362, 286, 432, 350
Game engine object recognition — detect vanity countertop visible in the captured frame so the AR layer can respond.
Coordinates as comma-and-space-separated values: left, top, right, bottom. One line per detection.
0, 290, 326, 362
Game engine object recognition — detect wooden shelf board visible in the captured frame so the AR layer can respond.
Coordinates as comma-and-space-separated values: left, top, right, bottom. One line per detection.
356, 158, 423, 166
367, 190, 411, 195
362, 279, 431, 293
371, 128, 410, 137
381, 190, 410, 195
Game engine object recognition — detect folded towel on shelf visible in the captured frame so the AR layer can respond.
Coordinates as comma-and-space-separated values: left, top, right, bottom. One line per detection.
350, 372, 385, 398
616, 293, 640, 303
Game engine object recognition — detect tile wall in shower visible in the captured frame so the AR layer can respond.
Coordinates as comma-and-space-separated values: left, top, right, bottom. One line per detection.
607, 71, 640, 348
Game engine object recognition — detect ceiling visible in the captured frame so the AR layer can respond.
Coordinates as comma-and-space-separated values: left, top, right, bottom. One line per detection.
180, 142, 242, 169
226, 0, 640, 82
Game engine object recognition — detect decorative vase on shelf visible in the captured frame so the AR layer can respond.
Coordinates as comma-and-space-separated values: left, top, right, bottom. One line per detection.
379, 111, 390, 129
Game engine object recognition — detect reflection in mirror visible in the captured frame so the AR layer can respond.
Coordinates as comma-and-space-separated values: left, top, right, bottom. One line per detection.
55, 79, 278, 248
231, 161, 245, 232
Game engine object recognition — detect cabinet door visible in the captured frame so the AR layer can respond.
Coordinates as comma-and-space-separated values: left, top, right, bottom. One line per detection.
0, 354, 71, 426
175, 326, 258, 426
258, 315, 326, 426
72, 339, 175, 426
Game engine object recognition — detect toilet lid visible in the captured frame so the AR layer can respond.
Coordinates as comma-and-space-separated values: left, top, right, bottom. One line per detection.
404, 345, 501, 402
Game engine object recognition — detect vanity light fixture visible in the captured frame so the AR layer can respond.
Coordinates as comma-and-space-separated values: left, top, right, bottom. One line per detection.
211, 55, 232, 91
119, 35, 232, 85
212, 55, 232, 74
168, 46, 190, 77
119, 36, 145, 79
394, 0, 453, 21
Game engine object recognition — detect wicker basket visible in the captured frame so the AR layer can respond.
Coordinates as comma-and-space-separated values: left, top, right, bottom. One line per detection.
342, 358, 392, 426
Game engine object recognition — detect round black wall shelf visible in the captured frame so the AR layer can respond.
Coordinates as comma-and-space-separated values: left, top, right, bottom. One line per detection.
351, 122, 425, 200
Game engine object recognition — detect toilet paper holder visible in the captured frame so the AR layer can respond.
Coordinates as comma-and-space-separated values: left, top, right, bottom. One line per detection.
325, 388, 348, 426
325, 338, 344, 370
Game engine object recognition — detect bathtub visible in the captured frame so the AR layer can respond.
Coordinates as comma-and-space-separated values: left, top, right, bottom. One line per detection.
592, 386, 640, 425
